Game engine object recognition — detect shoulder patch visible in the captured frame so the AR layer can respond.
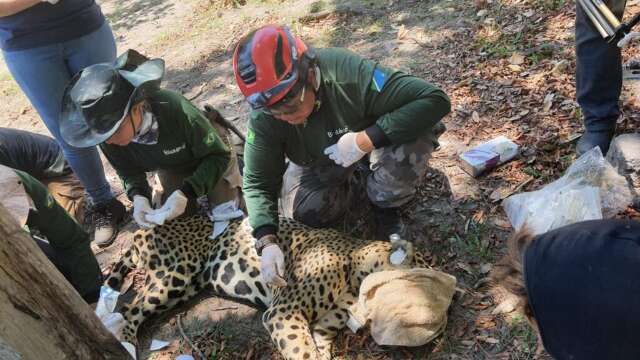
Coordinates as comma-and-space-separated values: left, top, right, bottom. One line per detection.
46, 194, 55, 208
371, 68, 388, 92
247, 128, 255, 145
204, 132, 217, 145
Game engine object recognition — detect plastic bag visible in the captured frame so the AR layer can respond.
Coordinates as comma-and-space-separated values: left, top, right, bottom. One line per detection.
503, 147, 633, 234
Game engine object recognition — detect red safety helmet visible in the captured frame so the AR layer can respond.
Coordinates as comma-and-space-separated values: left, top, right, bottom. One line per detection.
233, 25, 310, 109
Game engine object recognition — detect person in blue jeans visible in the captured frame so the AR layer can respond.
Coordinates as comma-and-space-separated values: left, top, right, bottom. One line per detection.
0, 0, 125, 246
575, 0, 627, 156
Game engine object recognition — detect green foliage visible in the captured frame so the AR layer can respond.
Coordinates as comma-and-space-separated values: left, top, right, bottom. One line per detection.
476, 31, 524, 58
523, 166, 542, 178
536, 0, 566, 11
309, 0, 326, 13
495, 315, 540, 359
453, 220, 493, 261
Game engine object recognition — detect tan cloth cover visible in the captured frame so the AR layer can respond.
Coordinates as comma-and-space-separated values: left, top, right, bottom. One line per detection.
348, 268, 457, 346
0, 164, 31, 226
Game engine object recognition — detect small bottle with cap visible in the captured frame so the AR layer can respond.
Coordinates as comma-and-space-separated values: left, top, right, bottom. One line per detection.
389, 233, 408, 265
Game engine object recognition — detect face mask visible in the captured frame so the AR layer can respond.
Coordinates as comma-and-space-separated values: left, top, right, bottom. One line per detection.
131, 108, 159, 145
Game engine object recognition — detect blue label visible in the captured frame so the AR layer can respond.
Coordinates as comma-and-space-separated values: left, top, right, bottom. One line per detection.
372, 69, 387, 92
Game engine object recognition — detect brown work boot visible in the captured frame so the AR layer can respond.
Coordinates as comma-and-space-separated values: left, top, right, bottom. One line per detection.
90, 198, 126, 248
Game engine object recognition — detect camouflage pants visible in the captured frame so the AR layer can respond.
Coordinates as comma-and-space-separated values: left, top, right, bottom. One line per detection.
281, 129, 439, 228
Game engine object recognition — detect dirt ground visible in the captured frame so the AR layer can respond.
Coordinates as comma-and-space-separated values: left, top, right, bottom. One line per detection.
3, 0, 640, 359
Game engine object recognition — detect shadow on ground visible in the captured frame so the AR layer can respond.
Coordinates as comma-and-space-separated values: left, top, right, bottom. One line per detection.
105, 0, 174, 31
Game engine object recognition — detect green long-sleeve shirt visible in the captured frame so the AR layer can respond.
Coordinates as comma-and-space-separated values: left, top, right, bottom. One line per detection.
15, 169, 100, 297
244, 47, 451, 238
101, 89, 230, 200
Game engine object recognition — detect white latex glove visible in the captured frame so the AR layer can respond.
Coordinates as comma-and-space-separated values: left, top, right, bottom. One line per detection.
132, 195, 156, 228
145, 190, 188, 225
323, 132, 367, 167
260, 244, 287, 287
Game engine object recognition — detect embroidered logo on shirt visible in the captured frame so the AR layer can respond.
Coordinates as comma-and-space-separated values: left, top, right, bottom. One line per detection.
163, 143, 187, 155
371, 68, 388, 92
327, 127, 349, 138
204, 132, 217, 145
247, 128, 255, 144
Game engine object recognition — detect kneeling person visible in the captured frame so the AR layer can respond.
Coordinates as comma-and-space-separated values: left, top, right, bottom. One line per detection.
233, 25, 450, 286
60, 50, 241, 227
0, 127, 87, 225
0, 164, 102, 303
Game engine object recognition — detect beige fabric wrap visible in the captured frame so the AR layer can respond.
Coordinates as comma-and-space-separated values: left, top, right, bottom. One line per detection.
348, 268, 457, 346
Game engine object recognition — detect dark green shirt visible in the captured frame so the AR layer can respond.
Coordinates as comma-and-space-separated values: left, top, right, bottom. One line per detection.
101, 89, 230, 200
16, 169, 101, 297
243, 48, 451, 237
16, 169, 88, 249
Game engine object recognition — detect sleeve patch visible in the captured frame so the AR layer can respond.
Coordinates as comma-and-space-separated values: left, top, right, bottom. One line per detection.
204, 132, 217, 145
371, 68, 388, 92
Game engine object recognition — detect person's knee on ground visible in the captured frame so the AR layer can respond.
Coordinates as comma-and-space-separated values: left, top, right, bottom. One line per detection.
288, 188, 350, 228
157, 157, 243, 218
366, 131, 437, 239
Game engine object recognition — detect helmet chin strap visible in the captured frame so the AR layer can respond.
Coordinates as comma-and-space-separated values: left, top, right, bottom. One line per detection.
313, 65, 321, 92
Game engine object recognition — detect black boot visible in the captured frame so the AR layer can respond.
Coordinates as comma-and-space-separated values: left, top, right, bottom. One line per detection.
576, 129, 615, 157
373, 206, 408, 240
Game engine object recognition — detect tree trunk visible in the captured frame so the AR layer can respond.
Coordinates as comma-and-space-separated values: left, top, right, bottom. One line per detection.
0, 203, 131, 359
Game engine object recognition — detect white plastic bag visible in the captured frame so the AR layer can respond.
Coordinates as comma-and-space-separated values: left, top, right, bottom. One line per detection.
503, 147, 632, 234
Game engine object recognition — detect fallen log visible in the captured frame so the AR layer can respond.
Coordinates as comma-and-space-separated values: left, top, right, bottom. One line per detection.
0, 203, 130, 359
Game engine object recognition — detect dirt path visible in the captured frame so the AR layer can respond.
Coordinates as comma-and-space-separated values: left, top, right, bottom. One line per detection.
3, 0, 640, 359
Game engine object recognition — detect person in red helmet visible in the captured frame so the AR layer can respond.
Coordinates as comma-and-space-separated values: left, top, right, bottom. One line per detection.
233, 25, 450, 286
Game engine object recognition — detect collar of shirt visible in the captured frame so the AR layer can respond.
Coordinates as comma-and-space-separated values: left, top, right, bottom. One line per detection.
131, 109, 159, 145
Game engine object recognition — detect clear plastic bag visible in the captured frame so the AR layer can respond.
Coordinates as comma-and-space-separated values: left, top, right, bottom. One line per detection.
503, 147, 633, 234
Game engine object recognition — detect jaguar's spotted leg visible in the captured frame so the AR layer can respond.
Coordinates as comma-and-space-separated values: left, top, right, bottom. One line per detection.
311, 291, 358, 359
104, 245, 139, 291
311, 305, 350, 360
119, 267, 196, 344
262, 305, 322, 360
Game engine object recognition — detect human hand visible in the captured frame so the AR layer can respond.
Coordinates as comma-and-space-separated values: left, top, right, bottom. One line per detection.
132, 195, 156, 228
260, 244, 287, 287
323, 131, 367, 167
145, 190, 188, 225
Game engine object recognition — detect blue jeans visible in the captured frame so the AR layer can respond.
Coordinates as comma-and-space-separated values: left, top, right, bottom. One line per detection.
575, 0, 626, 133
2, 21, 117, 205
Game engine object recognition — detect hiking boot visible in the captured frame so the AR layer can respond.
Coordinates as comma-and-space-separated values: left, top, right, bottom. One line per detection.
576, 129, 615, 157
91, 198, 125, 248
373, 206, 409, 240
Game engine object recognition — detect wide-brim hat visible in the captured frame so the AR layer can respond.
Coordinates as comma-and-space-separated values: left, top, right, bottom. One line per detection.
60, 49, 165, 148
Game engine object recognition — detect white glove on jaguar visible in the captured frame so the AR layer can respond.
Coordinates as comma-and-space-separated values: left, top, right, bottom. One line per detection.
145, 189, 188, 226
324, 131, 367, 168
260, 244, 287, 287
132, 195, 156, 228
